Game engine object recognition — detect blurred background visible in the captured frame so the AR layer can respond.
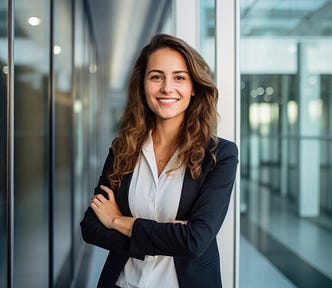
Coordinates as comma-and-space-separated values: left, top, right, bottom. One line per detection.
1, 0, 332, 287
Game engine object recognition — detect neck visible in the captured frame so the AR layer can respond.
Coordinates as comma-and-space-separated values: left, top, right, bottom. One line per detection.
152, 119, 182, 147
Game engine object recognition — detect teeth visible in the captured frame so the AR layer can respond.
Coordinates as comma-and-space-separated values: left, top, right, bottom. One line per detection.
158, 98, 178, 103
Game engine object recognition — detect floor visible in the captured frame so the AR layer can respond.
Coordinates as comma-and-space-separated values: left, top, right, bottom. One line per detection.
240, 237, 297, 288
74, 245, 107, 288
240, 183, 332, 288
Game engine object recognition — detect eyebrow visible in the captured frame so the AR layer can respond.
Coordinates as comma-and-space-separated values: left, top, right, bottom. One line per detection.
146, 69, 190, 75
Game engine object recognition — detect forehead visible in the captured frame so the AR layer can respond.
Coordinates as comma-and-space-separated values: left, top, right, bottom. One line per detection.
146, 47, 188, 71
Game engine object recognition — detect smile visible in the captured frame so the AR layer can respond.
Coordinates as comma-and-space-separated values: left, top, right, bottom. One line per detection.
157, 98, 179, 103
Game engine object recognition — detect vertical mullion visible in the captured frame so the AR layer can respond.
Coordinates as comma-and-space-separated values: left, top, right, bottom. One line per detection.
70, 0, 76, 283
215, 0, 238, 287
234, 0, 241, 287
7, 0, 14, 287
49, 0, 55, 286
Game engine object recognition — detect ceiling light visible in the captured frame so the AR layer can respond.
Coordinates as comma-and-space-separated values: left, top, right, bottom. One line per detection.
250, 89, 258, 98
74, 100, 83, 113
257, 87, 264, 95
54, 45, 62, 55
28, 17, 41, 26
266, 87, 274, 95
89, 64, 97, 73
2, 66, 8, 74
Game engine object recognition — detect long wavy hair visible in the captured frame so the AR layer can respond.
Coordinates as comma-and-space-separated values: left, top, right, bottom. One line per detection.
109, 34, 218, 189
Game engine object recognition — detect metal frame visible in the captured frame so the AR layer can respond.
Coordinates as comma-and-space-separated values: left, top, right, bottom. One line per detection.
49, 0, 55, 286
215, 0, 240, 287
7, 0, 14, 287
70, 0, 76, 285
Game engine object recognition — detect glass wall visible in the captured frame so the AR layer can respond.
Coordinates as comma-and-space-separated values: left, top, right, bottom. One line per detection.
0, 0, 8, 286
240, 0, 332, 287
13, 1, 51, 286
1, 0, 103, 287
53, 0, 74, 286
72, 0, 101, 264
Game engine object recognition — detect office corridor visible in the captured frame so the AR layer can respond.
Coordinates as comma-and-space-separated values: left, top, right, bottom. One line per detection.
1, 0, 332, 287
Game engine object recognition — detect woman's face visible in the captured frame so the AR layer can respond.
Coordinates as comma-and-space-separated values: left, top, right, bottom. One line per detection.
144, 47, 195, 124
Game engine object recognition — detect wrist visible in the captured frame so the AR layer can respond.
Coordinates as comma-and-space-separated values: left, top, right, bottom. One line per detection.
110, 216, 120, 229
111, 216, 136, 237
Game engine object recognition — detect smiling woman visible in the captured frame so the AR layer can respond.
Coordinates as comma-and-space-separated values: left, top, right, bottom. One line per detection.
80, 34, 238, 288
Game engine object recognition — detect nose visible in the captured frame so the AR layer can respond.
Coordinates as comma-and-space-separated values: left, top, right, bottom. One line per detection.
160, 78, 174, 93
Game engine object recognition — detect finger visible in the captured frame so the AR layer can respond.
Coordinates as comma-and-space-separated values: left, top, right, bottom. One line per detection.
93, 194, 106, 203
90, 195, 106, 208
100, 185, 115, 199
90, 201, 98, 210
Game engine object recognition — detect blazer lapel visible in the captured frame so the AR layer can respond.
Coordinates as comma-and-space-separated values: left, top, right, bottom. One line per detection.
176, 169, 200, 220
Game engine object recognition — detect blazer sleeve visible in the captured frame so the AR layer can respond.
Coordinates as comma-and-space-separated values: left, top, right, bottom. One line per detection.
129, 139, 238, 258
80, 149, 144, 260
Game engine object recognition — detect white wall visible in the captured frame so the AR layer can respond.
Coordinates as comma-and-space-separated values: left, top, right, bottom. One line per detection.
241, 37, 332, 74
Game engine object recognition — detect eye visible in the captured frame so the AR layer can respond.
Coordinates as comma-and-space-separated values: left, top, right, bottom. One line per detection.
175, 75, 186, 81
149, 74, 163, 81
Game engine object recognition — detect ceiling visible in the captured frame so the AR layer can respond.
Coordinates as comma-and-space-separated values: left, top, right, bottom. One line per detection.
241, 0, 332, 36
86, 0, 171, 92
2, 0, 331, 92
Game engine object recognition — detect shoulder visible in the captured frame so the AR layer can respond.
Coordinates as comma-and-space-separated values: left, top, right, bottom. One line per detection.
208, 137, 238, 159
200, 137, 238, 175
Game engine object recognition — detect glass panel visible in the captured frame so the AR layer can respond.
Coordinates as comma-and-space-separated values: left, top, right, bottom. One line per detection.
73, 0, 86, 261
199, 0, 215, 79
0, 0, 8, 286
73, 0, 100, 262
240, 0, 332, 287
13, 1, 50, 287
53, 0, 73, 286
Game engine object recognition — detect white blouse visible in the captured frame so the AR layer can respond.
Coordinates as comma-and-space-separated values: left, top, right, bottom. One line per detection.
116, 134, 185, 288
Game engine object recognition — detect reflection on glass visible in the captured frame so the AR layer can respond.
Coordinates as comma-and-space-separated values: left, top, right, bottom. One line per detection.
240, 0, 332, 287
53, 0, 73, 286
72, 0, 101, 265
0, 0, 8, 286
13, 1, 50, 286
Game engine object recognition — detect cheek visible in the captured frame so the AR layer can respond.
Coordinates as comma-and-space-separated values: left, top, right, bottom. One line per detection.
182, 86, 195, 99
144, 82, 157, 97
144, 93, 155, 111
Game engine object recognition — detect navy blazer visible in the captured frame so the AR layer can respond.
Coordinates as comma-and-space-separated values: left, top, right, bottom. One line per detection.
81, 138, 238, 288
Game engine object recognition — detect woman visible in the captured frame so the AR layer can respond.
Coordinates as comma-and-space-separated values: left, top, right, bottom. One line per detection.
80, 34, 238, 288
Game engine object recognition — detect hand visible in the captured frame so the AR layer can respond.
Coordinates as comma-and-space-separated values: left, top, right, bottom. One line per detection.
90, 185, 122, 229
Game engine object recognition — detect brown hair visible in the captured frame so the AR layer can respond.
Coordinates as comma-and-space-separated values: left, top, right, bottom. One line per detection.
109, 34, 218, 189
